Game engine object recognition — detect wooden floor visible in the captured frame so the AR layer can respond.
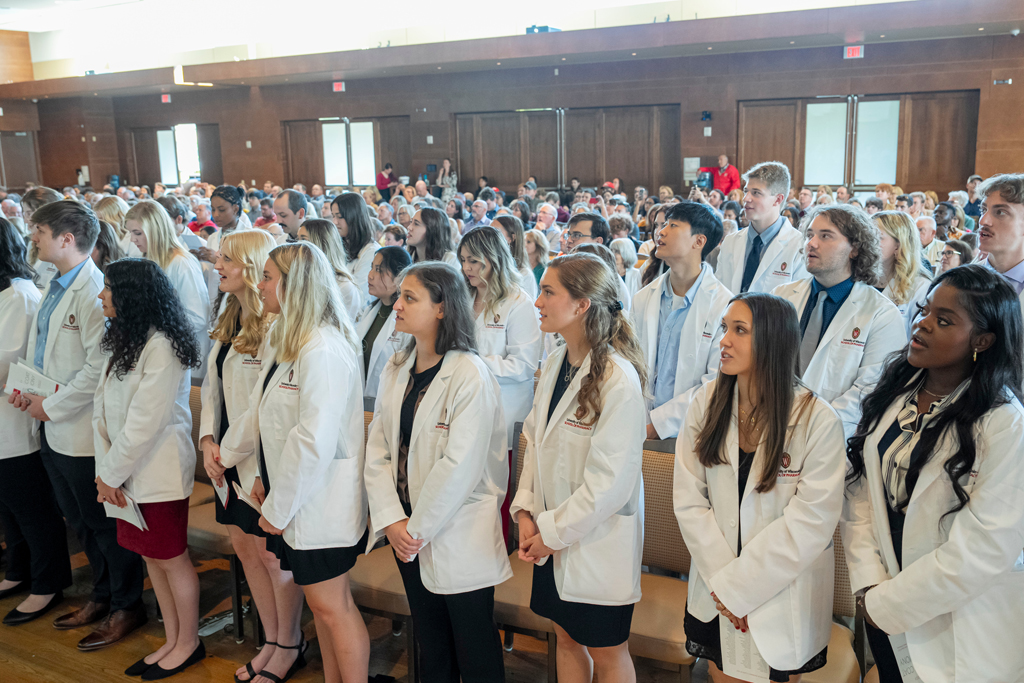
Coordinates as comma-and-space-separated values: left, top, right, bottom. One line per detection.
0, 547, 702, 682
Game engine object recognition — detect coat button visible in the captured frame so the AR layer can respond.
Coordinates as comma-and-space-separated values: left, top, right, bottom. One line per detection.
730, 520, 737, 528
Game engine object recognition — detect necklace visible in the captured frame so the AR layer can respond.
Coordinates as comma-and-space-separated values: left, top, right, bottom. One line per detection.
738, 405, 758, 427
564, 358, 581, 383
919, 387, 949, 402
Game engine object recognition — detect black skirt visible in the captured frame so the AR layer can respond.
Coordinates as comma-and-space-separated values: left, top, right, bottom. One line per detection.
530, 557, 634, 648
266, 528, 369, 587
214, 466, 262, 537
684, 606, 827, 681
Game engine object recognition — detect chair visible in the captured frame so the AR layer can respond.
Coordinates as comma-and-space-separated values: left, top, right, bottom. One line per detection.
346, 407, 418, 682
802, 527, 863, 683
183, 385, 254, 643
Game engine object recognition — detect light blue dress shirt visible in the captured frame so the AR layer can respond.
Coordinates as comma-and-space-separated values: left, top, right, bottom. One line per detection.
34, 259, 88, 371
984, 257, 1024, 295
743, 214, 787, 265
652, 269, 705, 411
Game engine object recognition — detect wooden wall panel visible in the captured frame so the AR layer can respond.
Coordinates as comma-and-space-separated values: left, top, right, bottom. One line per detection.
82, 97, 121, 189
0, 30, 33, 84
130, 128, 163, 188
604, 107, 652, 193
524, 112, 558, 189
477, 114, 523, 193
654, 105, 681, 194
738, 101, 799, 180
901, 91, 979, 198
564, 109, 602, 188
456, 116, 477, 192
0, 131, 39, 187
282, 120, 324, 189
375, 117, 411, 185
197, 123, 224, 186
37, 98, 87, 188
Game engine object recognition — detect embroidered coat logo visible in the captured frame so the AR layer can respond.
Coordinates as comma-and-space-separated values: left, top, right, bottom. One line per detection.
69, 314, 76, 325
852, 327, 861, 340
780, 262, 787, 272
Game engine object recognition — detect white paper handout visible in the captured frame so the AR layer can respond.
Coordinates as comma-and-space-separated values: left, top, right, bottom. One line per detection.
103, 492, 148, 531
233, 481, 262, 515
5, 360, 65, 398
212, 477, 229, 509
720, 618, 771, 683
888, 633, 924, 683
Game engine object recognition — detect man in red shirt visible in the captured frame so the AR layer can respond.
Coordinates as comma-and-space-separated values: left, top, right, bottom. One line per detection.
714, 154, 741, 196
253, 198, 277, 227
187, 200, 217, 234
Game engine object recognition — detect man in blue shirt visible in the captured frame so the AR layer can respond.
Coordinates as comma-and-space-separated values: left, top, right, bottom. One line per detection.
6, 200, 146, 649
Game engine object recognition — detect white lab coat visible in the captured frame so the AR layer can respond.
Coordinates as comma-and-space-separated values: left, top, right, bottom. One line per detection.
0, 279, 41, 459
93, 331, 195, 503
164, 254, 211, 380
518, 263, 538, 300
199, 337, 265, 493
220, 325, 367, 550
843, 385, 1024, 683
772, 278, 908, 437
623, 266, 642, 302
715, 223, 807, 294
336, 276, 362, 323
117, 232, 143, 260
348, 241, 380, 305
674, 382, 846, 671
31, 258, 58, 291
353, 299, 409, 400
510, 346, 646, 605
475, 287, 542, 446
440, 251, 459, 268
631, 264, 732, 439
25, 258, 106, 457
365, 350, 512, 594
882, 273, 932, 337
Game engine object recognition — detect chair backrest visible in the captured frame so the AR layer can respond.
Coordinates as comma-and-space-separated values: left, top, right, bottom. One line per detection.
832, 526, 855, 618
188, 385, 210, 485
641, 439, 690, 575
510, 422, 527, 545
364, 411, 373, 447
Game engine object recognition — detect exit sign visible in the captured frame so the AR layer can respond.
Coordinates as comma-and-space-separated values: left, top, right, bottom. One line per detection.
845, 45, 864, 59
332, 81, 345, 92
161, 93, 171, 103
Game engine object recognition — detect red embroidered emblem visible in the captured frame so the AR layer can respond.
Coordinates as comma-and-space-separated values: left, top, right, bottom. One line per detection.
780, 262, 787, 272
852, 327, 861, 340
69, 314, 76, 325
782, 453, 791, 469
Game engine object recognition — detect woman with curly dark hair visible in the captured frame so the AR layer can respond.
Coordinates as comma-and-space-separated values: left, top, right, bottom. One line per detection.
92, 258, 205, 679
843, 265, 1024, 683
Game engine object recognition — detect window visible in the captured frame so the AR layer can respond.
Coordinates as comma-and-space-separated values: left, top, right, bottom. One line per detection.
323, 122, 350, 186
803, 101, 847, 187
323, 120, 377, 188
853, 100, 900, 186
153, 123, 202, 186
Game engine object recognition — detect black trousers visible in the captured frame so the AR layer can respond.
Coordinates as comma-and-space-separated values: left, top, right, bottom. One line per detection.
394, 549, 505, 683
38, 426, 144, 611
0, 451, 73, 595
380, 188, 392, 202
865, 622, 902, 683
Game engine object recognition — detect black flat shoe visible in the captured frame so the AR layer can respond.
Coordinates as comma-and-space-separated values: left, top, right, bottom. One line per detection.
141, 641, 206, 680
0, 582, 28, 601
126, 655, 155, 676
2, 593, 63, 626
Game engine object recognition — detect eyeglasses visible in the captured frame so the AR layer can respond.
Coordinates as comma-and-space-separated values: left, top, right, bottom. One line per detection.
567, 231, 592, 242
941, 249, 961, 258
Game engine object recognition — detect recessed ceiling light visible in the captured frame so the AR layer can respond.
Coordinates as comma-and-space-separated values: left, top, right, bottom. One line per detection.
790, 41, 795, 44
631, 52, 636, 56
437, 66, 442, 70
561, 57, 566, 61
879, 34, 885, 38
707, 46, 712, 50
496, 62, 501, 65
978, 27, 985, 31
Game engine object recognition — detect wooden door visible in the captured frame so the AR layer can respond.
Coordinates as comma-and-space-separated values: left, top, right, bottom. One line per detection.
0, 131, 40, 188
197, 123, 223, 186
375, 117, 411, 185
899, 91, 979, 198
130, 128, 163, 188
282, 120, 324, 189
737, 100, 801, 183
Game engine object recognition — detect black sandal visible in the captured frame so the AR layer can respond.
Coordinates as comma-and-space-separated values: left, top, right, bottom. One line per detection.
254, 639, 308, 683
234, 642, 277, 683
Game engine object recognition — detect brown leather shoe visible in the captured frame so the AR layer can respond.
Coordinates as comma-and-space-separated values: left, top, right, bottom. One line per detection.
53, 601, 110, 630
76, 605, 147, 652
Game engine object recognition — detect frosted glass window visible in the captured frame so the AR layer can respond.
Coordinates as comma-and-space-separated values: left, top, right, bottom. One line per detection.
803, 102, 847, 186
350, 122, 377, 186
854, 100, 900, 186
323, 123, 349, 186
156, 129, 178, 186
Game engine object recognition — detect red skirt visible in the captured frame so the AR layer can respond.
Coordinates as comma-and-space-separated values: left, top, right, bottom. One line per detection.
116, 498, 189, 560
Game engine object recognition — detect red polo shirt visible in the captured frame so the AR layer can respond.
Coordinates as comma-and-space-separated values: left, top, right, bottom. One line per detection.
714, 165, 741, 196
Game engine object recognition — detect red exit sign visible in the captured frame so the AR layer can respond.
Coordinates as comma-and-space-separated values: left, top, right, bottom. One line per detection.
844, 45, 864, 59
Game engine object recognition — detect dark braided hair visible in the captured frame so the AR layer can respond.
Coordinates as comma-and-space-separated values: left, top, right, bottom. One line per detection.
846, 265, 1024, 517
101, 258, 202, 379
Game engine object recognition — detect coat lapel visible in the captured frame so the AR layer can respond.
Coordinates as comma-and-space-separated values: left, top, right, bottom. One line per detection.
44, 260, 94, 367
409, 353, 454, 447
541, 349, 592, 444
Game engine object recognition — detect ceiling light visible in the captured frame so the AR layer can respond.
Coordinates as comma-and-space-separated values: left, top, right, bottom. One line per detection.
561, 57, 566, 61
978, 27, 985, 31
497, 62, 501, 65
790, 41, 795, 44
437, 66, 442, 69
707, 46, 712, 50
879, 34, 885, 38
631, 52, 636, 56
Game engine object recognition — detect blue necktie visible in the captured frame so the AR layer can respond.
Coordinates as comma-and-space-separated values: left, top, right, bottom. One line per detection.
740, 234, 763, 293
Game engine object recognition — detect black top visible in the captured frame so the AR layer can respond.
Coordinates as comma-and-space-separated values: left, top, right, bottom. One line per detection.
399, 359, 443, 445
258, 362, 280, 493
215, 316, 240, 444
736, 447, 756, 553
876, 419, 911, 570
363, 302, 394, 374
547, 354, 579, 424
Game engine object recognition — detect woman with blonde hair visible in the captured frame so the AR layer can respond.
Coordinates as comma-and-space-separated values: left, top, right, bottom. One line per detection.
125, 200, 210, 378
512, 252, 647, 683
200, 230, 309, 683
816, 184, 833, 199
297, 218, 362, 321
873, 210, 932, 331
95, 194, 142, 259
524, 228, 550, 289
492, 214, 538, 299
221, 242, 370, 683
658, 185, 674, 202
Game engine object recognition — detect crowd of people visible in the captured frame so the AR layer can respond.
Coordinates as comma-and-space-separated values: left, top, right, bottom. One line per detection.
0, 158, 1021, 683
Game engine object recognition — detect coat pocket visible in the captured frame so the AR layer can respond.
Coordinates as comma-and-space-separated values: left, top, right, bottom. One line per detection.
429, 496, 507, 592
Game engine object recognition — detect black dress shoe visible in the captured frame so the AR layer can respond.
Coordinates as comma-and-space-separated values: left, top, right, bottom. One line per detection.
0, 582, 28, 601
141, 641, 205, 680
126, 655, 154, 676
3, 593, 63, 626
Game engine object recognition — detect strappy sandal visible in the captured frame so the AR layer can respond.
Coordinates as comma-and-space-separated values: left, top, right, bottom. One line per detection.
234, 642, 277, 683
253, 639, 308, 683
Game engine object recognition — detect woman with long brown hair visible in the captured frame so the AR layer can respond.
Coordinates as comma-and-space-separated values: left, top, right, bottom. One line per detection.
512, 252, 647, 683
674, 292, 846, 682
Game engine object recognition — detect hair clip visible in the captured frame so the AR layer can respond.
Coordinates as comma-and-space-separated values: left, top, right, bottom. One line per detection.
610, 301, 623, 312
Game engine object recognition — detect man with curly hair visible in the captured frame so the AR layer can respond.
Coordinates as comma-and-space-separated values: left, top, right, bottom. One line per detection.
771, 204, 907, 437
6, 200, 146, 648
